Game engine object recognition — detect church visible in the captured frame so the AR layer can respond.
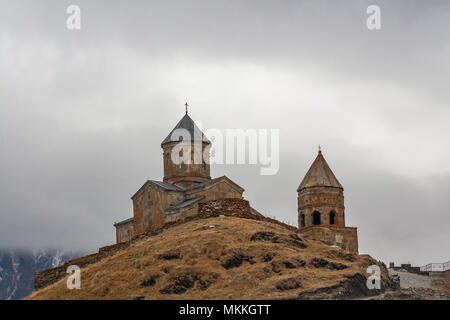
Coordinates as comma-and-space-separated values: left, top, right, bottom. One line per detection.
114, 106, 358, 253
113, 107, 249, 243
297, 149, 358, 252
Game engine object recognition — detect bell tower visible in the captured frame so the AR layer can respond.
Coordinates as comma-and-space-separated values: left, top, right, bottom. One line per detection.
161, 104, 211, 188
297, 149, 345, 229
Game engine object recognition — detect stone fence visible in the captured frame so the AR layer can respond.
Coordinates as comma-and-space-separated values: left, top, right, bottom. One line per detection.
34, 242, 129, 290
199, 198, 252, 218
299, 225, 359, 253
198, 198, 299, 233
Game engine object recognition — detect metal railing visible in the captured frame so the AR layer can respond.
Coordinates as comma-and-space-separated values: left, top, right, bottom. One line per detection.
420, 261, 450, 272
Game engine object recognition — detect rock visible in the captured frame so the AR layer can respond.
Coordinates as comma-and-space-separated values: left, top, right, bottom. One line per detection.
262, 252, 275, 262
298, 273, 381, 299
160, 274, 198, 294
159, 273, 217, 295
250, 231, 307, 249
158, 251, 182, 260
276, 278, 302, 291
250, 232, 279, 243
222, 253, 255, 269
309, 258, 347, 270
140, 274, 160, 287
282, 258, 306, 269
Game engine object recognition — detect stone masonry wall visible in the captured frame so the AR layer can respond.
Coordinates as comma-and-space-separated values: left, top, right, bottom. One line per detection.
298, 187, 345, 228
162, 141, 211, 184
186, 180, 244, 201
132, 183, 184, 235
115, 219, 135, 243
299, 225, 358, 253
164, 202, 200, 224
198, 198, 252, 218
34, 242, 129, 290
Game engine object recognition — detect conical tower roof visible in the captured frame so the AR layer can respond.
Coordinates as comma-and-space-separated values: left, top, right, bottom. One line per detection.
161, 113, 211, 146
297, 150, 343, 191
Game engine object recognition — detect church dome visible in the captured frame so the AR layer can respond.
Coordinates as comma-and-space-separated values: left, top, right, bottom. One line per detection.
161, 113, 211, 146
297, 150, 343, 191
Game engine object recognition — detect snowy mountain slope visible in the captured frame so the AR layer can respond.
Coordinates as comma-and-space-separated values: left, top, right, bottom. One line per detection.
0, 249, 81, 300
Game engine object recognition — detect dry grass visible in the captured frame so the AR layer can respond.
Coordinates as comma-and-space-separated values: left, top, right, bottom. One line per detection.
28, 216, 385, 300
432, 274, 450, 295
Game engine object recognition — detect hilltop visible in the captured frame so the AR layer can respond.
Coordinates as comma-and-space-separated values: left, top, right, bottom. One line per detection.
29, 216, 395, 300
29, 216, 400, 299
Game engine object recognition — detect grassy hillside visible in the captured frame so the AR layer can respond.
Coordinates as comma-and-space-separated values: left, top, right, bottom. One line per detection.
28, 216, 393, 300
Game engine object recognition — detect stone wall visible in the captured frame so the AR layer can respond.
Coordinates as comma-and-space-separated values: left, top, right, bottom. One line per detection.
162, 141, 211, 184
298, 186, 345, 228
299, 225, 358, 253
132, 182, 184, 235
199, 199, 299, 232
34, 242, 129, 290
164, 200, 200, 224
131, 177, 243, 239
165, 198, 258, 224
115, 219, 134, 243
198, 198, 252, 218
186, 179, 244, 201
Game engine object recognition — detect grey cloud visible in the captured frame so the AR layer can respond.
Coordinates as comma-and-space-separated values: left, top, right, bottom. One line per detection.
0, 1, 449, 266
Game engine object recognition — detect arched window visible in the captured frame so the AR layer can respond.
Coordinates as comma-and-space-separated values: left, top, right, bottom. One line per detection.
329, 211, 336, 225
312, 211, 321, 225
300, 213, 305, 227
178, 149, 183, 168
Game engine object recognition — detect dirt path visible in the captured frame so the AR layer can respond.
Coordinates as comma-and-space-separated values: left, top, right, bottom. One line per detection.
366, 269, 449, 299
388, 269, 431, 289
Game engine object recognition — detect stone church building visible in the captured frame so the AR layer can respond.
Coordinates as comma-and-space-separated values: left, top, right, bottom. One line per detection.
114, 109, 358, 253
297, 150, 358, 252
114, 110, 249, 243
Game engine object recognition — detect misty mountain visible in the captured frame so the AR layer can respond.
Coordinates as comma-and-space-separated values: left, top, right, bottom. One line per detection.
0, 249, 82, 300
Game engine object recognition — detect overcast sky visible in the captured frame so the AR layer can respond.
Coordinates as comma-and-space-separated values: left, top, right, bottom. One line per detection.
0, 1, 449, 266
